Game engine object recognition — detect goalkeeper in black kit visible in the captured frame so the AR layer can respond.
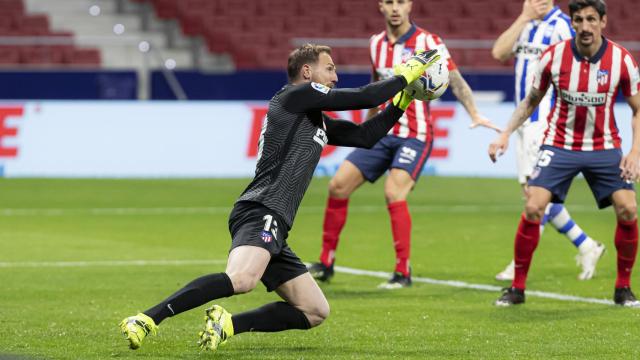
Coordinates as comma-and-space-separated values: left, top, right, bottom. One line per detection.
119, 44, 439, 352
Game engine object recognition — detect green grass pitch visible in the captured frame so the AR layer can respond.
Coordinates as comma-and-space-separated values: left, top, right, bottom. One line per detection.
1, 177, 638, 359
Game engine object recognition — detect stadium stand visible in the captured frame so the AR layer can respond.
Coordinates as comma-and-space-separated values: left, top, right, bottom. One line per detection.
0, 0, 101, 66
0, 0, 637, 73
135, 0, 638, 70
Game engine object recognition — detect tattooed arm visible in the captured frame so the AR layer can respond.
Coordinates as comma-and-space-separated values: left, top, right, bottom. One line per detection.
488, 87, 545, 162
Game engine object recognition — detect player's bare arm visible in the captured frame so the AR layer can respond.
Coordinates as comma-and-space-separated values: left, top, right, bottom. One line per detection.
620, 92, 640, 182
492, 0, 552, 61
448, 69, 501, 132
488, 87, 545, 162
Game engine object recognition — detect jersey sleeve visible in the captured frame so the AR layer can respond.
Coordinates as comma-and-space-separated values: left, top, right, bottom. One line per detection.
531, 47, 554, 93
552, 17, 575, 43
428, 34, 457, 71
281, 76, 406, 113
620, 51, 640, 98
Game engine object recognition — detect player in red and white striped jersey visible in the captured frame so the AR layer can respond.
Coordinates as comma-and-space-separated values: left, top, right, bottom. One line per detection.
489, 0, 640, 307
309, 0, 499, 289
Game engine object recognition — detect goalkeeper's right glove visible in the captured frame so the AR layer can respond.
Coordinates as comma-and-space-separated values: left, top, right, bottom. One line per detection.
392, 89, 414, 111
394, 49, 441, 85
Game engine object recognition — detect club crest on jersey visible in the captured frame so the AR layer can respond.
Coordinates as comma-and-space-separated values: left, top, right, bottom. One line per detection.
311, 82, 330, 94
597, 69, 609, 86
401, 48, 414, 62
261, 230, 273, 243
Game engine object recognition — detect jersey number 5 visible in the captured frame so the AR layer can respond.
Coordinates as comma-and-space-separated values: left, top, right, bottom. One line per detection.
537, 149, 554, 167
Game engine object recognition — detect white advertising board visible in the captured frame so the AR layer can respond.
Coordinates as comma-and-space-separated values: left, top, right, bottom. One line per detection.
0, 101, 633, 178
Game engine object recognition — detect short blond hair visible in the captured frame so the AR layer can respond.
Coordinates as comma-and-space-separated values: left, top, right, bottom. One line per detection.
287, 44, 332, 82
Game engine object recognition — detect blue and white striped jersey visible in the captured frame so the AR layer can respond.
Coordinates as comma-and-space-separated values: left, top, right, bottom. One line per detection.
513, 6, 574, 123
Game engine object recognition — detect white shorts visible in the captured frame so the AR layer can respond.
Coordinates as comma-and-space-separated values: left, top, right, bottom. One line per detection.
515, 120, 546, 184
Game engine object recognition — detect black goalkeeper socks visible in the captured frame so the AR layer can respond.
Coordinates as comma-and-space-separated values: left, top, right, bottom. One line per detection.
144, 272, 234, 325
231, 301, 311, 334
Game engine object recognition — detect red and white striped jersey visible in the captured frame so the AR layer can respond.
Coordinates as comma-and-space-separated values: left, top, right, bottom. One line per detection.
532, 38, 640, 151
370, 24, 457, 143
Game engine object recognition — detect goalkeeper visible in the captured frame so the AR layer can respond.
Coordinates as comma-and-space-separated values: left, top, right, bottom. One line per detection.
119, 44, 439, 352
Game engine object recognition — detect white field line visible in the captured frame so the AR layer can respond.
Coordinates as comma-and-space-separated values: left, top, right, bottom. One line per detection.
334, 265, 615, 306
0, 204, 602, 217
0, 258, 614, 306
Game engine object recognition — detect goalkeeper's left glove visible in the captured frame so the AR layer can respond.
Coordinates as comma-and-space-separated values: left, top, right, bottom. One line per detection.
392, 89, 414, 111
393, 49, 441, 85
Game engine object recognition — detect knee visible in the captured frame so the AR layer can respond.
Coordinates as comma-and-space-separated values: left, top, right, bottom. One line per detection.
524, 201, 546, 221
616, 202, 638, 222
328, 177, 351, 198
384, 188, 401, 203
227, 272, 260, 294
304, 300, 330, 328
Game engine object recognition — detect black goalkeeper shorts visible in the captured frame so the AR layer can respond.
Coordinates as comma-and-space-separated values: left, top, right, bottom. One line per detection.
228, 201, 308, 292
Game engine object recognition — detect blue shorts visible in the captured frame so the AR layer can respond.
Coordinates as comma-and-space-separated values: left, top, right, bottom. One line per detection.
528, 145, 634, 209
345, 135, 432, 182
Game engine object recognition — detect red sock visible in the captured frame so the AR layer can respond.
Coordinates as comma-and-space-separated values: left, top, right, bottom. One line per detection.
512, 214, 541, 290
388, 200, 411, 276
319, 197, 349, 267
615, 218, 638, 288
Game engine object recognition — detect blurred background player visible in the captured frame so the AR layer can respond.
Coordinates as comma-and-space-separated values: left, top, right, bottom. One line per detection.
489, 0, 640, 307
491, 0, 605, 282
308, 0, 500, 289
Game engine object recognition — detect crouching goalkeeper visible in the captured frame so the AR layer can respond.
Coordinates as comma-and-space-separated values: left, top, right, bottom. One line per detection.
119, 44, 439, 352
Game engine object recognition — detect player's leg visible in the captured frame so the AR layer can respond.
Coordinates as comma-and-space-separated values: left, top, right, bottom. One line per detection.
495, 185, 552, 306
377, 168, 415, 289
496, 144, 580, 306
204, 247, 324, 352
543, 202, 605, 280
610, 189, 639, 307
378, 137, 431, 289
121, 245, 268, 350
311, 140, 392, 281
495, 128, 527, 281
310, 160, 365, 281
583, 148, 638, 306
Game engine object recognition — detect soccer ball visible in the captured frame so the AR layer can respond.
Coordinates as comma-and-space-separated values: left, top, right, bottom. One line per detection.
405, 57, 449, 101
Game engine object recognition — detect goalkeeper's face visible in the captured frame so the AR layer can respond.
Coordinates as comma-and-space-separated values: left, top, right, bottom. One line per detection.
379, 0, 412, 28
309, 52, 338, 89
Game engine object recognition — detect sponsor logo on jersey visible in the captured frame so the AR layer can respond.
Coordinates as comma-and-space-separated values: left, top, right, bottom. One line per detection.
261, 230, 273, 243
313, 128, 328, 147
597, 69, 609, 86
515, 43, 546, 60
560, 90, 606, 106
311, 82, 330, 94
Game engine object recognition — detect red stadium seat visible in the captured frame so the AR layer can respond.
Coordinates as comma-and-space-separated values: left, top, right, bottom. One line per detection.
298, 1, 339, 17
257, 0, 299, 17
286, 17, 325, 37
412, 17, 450, 35
65, 48, 101, 65
450, 18, 493, 39
325, 17, 367, 37
150, 0, 178, 19
0, 47, 19, 65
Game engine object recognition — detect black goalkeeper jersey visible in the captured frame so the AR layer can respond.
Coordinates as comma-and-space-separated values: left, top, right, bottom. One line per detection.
237, 75, 407, 228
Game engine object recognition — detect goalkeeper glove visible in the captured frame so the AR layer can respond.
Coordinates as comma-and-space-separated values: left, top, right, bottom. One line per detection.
392, 90, 414, 111
394, 49, 441, 85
